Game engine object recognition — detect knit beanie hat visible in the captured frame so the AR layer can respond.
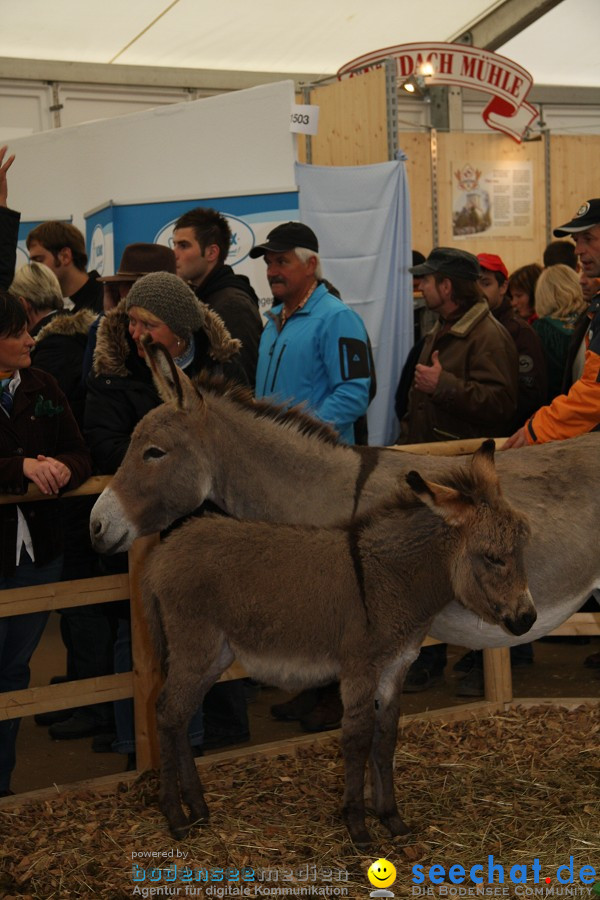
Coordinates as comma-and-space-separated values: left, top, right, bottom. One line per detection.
125, 272, 207, 341
125, 271, 241, 361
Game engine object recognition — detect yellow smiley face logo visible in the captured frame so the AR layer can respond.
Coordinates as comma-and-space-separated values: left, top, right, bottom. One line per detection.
368, 858, 397, 888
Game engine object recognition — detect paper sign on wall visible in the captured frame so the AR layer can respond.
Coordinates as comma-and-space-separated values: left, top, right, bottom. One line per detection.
290, 105, 319, 135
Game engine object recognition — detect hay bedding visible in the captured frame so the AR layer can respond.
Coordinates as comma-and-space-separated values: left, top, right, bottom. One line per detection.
0, 705, 598, 900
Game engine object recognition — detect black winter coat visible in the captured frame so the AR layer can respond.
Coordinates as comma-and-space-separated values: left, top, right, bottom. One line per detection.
0, 205, 20, 291
0, 367, 92, 575
31, 309, 96, 428
84, 303, 247, 474
193, 264, 263, 388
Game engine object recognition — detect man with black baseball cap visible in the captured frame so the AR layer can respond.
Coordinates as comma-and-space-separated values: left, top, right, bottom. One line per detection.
504, 199, 600, 448
252, 221, 372, 445
252, 221, 373, 734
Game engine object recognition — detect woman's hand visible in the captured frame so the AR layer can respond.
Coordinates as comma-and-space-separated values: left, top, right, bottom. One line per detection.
23, 455, 72, 494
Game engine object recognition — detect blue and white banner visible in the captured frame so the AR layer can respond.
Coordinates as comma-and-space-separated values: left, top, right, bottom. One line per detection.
85, 191, 299, 317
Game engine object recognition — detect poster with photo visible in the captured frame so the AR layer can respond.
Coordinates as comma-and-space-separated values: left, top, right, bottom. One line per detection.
452, 161, 533, 239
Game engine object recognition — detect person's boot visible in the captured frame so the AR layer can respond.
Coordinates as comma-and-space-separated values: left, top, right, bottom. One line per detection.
299, 683, 343, 733
402, 660, 444, 692
455, 665, 484, 697
49, 709, 112, 740
270, 687, 320, 722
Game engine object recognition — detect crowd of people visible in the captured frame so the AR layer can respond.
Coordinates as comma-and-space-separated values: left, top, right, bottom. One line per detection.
1, 140, 599, 795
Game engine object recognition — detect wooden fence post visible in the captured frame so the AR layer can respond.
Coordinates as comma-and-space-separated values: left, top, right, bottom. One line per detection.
482, 646, 513, 706
128, 534, 161, 770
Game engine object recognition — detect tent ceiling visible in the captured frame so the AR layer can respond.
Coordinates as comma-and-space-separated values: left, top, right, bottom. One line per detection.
0, 0, 598, 89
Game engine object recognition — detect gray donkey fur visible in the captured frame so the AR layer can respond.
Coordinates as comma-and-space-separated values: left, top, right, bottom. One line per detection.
142, 440, 534, 846
91, 342, 600, 650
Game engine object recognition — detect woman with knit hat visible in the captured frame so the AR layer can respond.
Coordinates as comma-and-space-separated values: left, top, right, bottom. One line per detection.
84, 271, 244, 474
84, 271, 248, 766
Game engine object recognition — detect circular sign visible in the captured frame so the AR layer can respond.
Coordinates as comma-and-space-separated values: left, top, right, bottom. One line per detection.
154, 214, 256, 267
90, 225, 106, 276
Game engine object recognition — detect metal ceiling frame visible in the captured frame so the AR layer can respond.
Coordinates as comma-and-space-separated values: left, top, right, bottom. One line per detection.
0, 56, 324, 93
447, 0, 567, 50
0, 0, 571, 95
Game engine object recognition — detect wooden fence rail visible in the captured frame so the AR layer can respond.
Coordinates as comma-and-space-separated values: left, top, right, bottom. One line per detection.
0, 445, 598, 786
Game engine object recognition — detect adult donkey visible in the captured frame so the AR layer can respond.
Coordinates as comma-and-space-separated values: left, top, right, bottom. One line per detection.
142, 442, 533, 845
91, 342, 599, 650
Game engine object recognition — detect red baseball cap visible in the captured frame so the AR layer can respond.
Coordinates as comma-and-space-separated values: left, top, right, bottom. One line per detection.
477, 253, 508, 281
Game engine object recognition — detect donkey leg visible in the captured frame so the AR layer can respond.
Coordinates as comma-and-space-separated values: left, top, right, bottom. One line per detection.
156, 687, 194, 840
156, 630, 233, 839
176, 642, 234, 826
369, 653, 418, 837
339, 674, 377, 849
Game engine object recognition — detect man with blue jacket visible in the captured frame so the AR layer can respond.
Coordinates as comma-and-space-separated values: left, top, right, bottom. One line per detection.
252, 221, 371, 444
252, 221, 372, 732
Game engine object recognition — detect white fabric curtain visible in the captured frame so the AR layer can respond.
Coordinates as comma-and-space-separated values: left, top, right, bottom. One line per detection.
295, 158, 413, 445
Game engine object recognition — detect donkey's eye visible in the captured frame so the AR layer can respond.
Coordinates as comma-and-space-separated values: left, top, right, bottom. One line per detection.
484, 554, 505, 568
143, 447, 166, 461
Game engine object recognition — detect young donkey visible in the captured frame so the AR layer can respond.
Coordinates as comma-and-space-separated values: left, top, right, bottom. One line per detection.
142, 441, 534, 847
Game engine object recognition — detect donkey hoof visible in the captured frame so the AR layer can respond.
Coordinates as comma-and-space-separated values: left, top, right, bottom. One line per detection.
348, 825, 372, 849
169, 822, 191, 841
382, 812, 411, 837
188, 809, 210, 828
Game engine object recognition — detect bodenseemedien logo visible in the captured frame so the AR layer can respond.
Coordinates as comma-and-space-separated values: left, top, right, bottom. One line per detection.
368, 858, 397, 897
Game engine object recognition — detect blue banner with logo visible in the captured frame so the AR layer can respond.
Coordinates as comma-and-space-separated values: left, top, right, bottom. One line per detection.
84, 192, 299, 315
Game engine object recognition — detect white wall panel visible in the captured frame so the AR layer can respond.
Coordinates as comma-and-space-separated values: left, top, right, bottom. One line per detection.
5, 81, 297, 229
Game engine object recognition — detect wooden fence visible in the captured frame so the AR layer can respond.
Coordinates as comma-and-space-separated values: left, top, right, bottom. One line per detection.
0, 447, 598, 788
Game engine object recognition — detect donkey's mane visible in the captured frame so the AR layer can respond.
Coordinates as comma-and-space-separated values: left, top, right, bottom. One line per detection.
193, 371, 341, 446
346, 463, 476, 535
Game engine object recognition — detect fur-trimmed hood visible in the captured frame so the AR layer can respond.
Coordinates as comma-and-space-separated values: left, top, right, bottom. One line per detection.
35, 308, 97, 343
92, 298, 241, 378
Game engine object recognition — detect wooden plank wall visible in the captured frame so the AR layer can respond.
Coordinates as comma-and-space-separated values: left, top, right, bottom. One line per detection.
295, 72, 600, 275
549, 134, 600, 226
296, 68, 389, 166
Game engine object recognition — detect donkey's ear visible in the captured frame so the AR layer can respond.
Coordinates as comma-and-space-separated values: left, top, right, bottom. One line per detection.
141, 336, 202, 411
470, 438, 501, 498
406, 470, 472, 526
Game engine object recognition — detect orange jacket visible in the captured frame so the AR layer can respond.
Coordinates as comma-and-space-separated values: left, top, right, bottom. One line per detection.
525, 298, 600, 444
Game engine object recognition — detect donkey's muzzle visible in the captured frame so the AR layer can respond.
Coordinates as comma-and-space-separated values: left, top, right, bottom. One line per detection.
503, 608, 537, 636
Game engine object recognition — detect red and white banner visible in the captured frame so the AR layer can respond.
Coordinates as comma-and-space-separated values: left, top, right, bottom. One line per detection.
337, 42, 539, 143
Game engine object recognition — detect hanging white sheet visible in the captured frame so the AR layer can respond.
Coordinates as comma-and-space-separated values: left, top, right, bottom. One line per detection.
295, 158, 413, 445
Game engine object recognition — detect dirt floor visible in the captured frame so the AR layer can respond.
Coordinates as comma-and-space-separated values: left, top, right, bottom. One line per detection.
10, 613, 600, 797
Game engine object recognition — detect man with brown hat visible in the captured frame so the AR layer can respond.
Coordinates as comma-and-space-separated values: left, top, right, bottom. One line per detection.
504, 199, 600, 448
99, 242, 176, 309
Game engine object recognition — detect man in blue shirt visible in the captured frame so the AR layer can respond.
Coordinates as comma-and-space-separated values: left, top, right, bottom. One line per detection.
252, 222, 371, 444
